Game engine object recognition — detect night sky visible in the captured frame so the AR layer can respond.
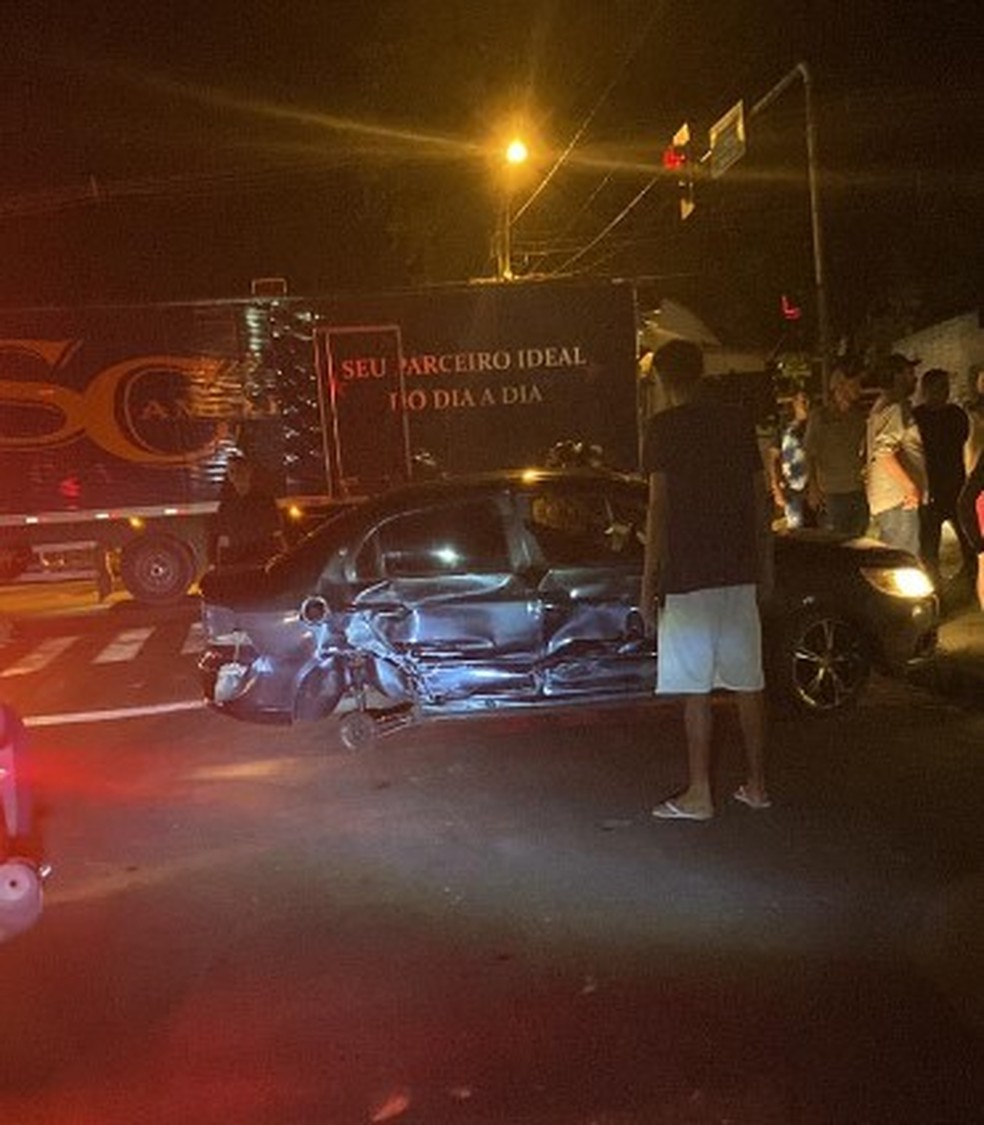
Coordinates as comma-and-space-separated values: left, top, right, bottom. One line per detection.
3, 1, 981, 348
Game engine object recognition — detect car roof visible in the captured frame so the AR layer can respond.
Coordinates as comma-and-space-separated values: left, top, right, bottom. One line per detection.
270, 468, 644, 578
355, 467, 645, 512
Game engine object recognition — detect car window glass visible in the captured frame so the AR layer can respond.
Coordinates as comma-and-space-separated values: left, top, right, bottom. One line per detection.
525, 485, 645, 566
354, 498, 511, 579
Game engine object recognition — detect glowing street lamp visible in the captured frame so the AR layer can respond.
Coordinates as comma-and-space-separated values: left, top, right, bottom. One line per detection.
505, 138, 528, 166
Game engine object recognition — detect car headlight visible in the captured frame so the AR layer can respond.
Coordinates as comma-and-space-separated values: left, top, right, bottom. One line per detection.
860, 565, 935, 599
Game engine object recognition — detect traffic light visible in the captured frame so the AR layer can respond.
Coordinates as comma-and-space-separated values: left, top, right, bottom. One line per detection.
780, 294, 803, 321
662, 122, 695, 220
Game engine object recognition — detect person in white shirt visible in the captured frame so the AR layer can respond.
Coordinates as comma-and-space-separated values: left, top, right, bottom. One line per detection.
866, 354, 927, 558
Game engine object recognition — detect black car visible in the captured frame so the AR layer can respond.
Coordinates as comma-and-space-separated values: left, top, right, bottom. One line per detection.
198, 470, 938, 747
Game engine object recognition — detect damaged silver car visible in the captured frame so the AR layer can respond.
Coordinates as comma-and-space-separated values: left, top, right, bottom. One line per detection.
198, 470, 939, 747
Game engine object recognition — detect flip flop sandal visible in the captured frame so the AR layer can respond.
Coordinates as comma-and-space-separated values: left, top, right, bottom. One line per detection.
651, 800, 713, 821
733, 786, 772, 810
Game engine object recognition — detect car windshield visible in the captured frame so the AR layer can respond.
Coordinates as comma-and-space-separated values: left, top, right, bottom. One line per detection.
266, 502, 366, 587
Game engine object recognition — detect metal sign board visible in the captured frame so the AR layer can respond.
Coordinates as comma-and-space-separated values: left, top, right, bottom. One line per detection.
709, 100, 746, 179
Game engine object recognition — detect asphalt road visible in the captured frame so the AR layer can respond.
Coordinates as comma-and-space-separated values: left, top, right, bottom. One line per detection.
1, 584, 983, 1123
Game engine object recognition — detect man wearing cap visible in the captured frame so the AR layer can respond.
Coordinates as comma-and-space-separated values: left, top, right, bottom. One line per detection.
865, 354, 927, 558
804, 363, 869, 536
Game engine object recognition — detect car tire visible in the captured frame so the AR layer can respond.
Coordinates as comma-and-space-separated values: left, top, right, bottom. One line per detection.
772, 607, 871, 715
119, 536, 196, 604
338, 711, 378, 751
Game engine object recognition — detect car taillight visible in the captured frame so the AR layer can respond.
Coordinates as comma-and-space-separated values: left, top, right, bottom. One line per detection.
206, 628, 255, 656
199, 632, 258, 705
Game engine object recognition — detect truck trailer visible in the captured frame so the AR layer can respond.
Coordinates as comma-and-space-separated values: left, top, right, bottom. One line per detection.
0, 277, 640, 602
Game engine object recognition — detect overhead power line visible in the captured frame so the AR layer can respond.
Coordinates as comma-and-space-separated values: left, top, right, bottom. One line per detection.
0, 154, 374, 221
546, 175, 660, 275
511, 1, 667, 227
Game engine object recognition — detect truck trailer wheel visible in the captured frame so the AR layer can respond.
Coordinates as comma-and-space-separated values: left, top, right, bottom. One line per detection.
0, 547, 32, 584
120, 536, 196, 604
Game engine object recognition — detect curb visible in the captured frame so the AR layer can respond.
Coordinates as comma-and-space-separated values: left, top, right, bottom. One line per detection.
910, 659, 983, 710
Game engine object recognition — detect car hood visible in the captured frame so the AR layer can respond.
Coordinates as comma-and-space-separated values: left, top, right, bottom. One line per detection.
774, 529, 921, 571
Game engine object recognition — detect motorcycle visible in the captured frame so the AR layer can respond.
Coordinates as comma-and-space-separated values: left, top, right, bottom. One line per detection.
1, 703, 47, 943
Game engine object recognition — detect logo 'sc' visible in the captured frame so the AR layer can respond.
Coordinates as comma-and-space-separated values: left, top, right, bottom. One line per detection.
0, 341, 237, 464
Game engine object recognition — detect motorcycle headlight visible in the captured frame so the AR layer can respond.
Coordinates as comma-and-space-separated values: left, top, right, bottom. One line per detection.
860, 565, 934, 599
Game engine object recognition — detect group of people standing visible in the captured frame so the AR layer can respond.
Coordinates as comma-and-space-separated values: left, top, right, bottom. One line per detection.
772, 355, 984, 609
640, 339, 983, 824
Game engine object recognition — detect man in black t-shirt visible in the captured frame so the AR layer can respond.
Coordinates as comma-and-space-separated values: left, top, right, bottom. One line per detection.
957, 452, 984, 610
913, 368, 976, 587
641, 340, 773, 821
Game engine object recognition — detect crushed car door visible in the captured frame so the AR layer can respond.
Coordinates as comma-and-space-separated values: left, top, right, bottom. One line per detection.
348, 493, 541, 707
518, 480, 654, 697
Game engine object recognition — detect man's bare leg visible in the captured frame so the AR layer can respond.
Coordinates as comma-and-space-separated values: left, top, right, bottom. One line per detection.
673, 693, 714, 814
735, 689, 769, 807
652, 692, 715, 820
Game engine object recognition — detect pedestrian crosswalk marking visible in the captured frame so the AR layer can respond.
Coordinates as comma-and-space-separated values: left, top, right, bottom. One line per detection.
1, 636, 78, 678
93, 627, 155, 664
1, 621, 205, 677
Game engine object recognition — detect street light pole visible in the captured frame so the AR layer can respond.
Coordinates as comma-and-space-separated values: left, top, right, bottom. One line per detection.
497, 192, 513, 281
497, 137, 528, 282
749, 61, 830, 393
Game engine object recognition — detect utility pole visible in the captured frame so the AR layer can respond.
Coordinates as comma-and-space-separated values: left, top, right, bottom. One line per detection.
749, 62, 831, 393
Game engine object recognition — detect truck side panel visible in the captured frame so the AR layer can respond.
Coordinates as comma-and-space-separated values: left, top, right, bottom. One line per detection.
0, 302, 298, 518
292, 278, 640, 495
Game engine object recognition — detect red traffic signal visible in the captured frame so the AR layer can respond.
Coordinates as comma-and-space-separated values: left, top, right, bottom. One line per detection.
662, 123, 695, 220
781, 294, 803, 322
662, 145, 688, 172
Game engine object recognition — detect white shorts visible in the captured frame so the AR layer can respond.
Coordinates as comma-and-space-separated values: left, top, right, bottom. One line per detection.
656, 584, 764, 695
